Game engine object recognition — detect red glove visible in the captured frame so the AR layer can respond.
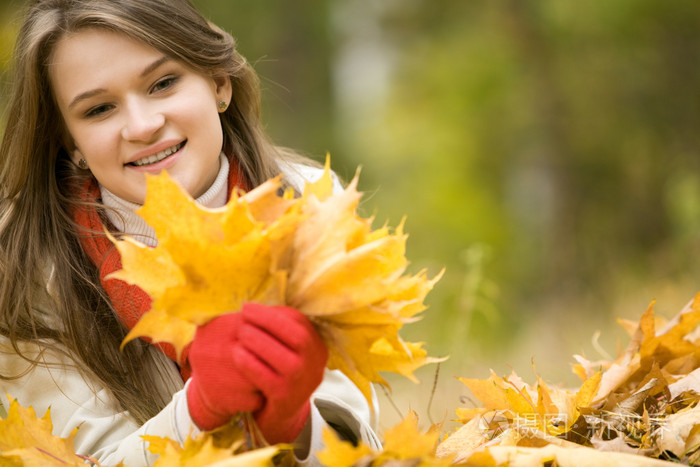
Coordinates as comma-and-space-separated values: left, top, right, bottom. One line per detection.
187, 312, 264, 431
234, 303, 328, 445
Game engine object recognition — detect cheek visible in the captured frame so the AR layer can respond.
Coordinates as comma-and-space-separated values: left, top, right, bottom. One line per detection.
72, 124, 120, 163
186, 101, 225, 144
183, 95, 220, 126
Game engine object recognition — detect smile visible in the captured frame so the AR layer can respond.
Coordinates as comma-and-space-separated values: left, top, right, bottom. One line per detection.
130, 142, 184, 166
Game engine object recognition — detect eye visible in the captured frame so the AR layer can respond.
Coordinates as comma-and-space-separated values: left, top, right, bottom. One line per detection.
85, 104, 114, 118
151, 75, 179, 93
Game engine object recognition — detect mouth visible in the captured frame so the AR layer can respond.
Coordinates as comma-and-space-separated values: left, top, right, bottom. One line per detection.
129, 141, 185, 167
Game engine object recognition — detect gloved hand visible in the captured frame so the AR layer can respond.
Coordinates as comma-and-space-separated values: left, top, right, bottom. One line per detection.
187, 312, 264, 431
235, 303, 328, 445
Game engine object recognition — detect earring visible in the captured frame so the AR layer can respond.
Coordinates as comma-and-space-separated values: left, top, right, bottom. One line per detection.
78, 158, 89, 170
218, 101, 228, 111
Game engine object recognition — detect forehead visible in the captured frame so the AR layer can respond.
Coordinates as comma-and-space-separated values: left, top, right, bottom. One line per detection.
48, 28, 164, 107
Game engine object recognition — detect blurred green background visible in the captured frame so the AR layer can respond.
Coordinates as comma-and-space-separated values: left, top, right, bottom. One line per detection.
2, 0, 700, 434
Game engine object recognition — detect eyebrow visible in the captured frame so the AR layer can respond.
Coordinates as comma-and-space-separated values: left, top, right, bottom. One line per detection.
140, 56, 171, 78
67, 56, 172, 110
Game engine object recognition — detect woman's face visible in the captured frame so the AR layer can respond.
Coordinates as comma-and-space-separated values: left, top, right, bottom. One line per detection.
50, 28, 232, 203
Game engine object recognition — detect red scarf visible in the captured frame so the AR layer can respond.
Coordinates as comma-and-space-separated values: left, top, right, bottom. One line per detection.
71, 159, 250, 381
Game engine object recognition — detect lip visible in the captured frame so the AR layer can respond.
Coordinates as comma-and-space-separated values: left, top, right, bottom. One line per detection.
127, 140, 186, 173
126, 139, 186, 165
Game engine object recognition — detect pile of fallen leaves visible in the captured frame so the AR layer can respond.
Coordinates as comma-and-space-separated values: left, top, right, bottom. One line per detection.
436, 294, 700, 466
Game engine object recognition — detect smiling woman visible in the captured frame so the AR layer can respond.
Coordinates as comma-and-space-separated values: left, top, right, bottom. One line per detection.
0, 0, 380, 465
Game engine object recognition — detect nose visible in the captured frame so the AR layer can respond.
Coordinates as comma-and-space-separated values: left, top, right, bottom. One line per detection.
121, 98, 165, 142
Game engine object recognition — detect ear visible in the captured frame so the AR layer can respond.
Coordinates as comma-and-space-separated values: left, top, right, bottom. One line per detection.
60, 123, 81, 164
213, 75, 232, 111
70, 148, 84, 166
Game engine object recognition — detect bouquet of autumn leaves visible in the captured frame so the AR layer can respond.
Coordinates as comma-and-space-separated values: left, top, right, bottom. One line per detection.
109, 157, 442, 416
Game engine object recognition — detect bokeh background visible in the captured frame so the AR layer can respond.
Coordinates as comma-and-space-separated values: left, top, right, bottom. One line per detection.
2, 0, 700, 436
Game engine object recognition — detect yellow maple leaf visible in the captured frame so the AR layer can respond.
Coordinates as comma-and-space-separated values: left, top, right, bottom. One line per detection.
574, 371, 601, 408
317, 297, 441, 403
315, 428, 373, 467
459, 370, 541, 421
380, 411, 443, 461
317, 412, 453, 467
639, 299, 700, 371
459, 369, 589, 437
109, 157, 442, 409
0, 395, 84, 466
143, 420, 282, 467
458, 371, 511, 414
285, 176, 397, 315
145, 434, 238, 467
109, 171, 303, 359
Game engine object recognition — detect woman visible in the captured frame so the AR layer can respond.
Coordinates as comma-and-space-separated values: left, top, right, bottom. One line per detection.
0, 0, 380, 465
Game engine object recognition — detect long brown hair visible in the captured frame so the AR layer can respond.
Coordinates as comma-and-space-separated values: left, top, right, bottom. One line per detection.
0, 0, 301, 423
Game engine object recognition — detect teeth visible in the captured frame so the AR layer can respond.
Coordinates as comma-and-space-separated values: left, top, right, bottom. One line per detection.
132, 142, 183, 166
